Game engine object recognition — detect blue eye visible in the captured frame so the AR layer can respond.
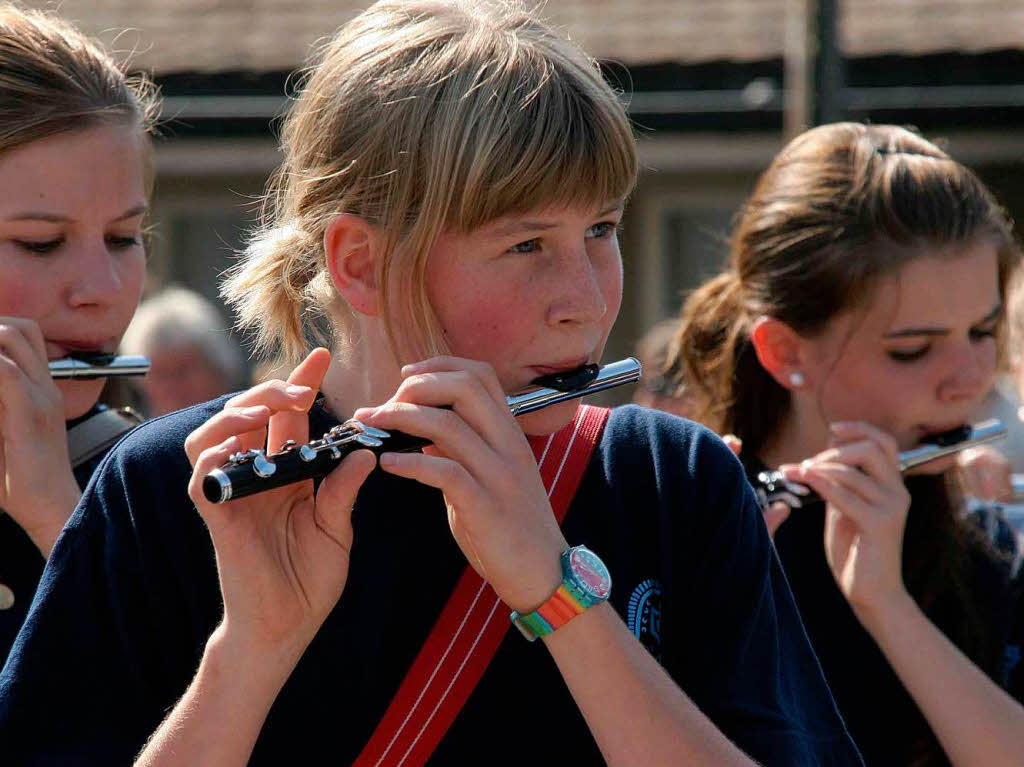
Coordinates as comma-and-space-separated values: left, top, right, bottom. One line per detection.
586, 222, 617, 239
508, 238, 539, 254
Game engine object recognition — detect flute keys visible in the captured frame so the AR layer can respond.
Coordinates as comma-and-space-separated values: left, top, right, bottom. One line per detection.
252, 450, 277, 478
359, 424, 391, 440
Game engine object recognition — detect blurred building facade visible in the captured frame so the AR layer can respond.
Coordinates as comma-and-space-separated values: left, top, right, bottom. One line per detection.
29, 0, 1024, 363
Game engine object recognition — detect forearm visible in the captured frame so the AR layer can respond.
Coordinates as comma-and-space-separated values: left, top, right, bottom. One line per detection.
543, 603, 758, 767
861, 591, 1024, 767
134, 625, 299, 767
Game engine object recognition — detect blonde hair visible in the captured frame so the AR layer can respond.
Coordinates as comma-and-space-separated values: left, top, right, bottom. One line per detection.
0, 5, 158, 164
223, 0, 636, 363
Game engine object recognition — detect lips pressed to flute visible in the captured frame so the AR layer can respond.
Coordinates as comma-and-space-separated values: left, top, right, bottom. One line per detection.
203, 357, 642, 504
752, 419, 1008, 510
48, 353, 150, 379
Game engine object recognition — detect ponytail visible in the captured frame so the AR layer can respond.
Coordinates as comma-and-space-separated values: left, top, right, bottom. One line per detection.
671, 271, 788, 454
221, 222, 336, 362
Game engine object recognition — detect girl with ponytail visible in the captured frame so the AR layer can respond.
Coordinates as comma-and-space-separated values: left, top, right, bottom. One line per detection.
0, 3, 861, 766
674, 121, 1024, 766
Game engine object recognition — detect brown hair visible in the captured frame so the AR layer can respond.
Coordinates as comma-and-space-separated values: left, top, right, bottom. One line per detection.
222, 0, 637, 364
673, 122, 1019, 765
0, 5, 158, 168
677, 122, 1017, 451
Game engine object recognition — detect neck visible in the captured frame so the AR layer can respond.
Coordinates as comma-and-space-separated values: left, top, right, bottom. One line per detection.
756, 394, 830, 469
321, 323, 402, 420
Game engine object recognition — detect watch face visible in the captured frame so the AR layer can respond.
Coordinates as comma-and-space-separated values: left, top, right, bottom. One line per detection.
569, 547, 611, 599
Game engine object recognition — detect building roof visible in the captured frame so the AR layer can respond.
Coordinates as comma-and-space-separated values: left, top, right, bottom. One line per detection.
25, 0, 1024, 74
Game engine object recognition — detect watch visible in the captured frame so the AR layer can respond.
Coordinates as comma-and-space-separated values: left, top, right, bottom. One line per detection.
510, 545, 611, 641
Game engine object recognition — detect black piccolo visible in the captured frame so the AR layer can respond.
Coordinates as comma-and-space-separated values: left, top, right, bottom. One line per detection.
49, 353, 151, 379
203, 357, 642, 504
753, 419, 1008, 510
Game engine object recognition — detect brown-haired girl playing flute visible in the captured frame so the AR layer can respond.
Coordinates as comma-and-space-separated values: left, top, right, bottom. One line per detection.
0, 4, 156, 663
1, 3, 862, 764
673, 122, 1024, 766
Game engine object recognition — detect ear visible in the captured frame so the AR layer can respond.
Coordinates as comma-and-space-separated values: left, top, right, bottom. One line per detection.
749, 315, 808, 391
324, 213, 380, 316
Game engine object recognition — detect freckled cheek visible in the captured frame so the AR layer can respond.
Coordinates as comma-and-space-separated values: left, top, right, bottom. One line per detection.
444, 312, 523, 358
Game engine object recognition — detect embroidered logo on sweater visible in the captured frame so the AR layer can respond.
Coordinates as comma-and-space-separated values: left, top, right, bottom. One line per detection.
627, 578, 662, 661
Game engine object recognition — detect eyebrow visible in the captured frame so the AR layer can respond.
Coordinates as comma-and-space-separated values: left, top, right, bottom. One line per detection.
883, 302, 1003, 338
4, 203, 149, 223
486, 200, 625, 239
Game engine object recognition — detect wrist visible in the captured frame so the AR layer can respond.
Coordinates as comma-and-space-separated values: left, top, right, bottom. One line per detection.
852, 586, 917, 637
206, 620, 307, 691
510, 545, 611, 642
495, 531, 567, 613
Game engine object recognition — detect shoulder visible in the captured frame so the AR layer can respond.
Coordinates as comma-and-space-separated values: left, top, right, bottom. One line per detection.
601, 404, 748, 486
109, 395, 234, 466
593, 405, 757, 537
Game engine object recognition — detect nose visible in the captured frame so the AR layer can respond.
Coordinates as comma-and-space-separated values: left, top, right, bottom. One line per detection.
938, 340, 994, 404
545, 245, 609, 327
66, 239, 123, 308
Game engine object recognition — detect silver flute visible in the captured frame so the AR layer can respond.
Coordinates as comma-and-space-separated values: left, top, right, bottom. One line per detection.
203, 357, 642, 503
754, 419, 1008, 509
49, 354, 151, 380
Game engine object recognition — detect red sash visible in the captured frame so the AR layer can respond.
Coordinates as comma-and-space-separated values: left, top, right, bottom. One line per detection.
352, 404, 611, 767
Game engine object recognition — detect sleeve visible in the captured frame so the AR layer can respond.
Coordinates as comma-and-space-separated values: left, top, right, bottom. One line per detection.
605, 408, 864, 766
0, 412, 222, 766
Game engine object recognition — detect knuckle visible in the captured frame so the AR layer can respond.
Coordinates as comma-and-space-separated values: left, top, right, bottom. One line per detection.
436, 405, 461, 433
439, 459, 465, 485
0, 360, 18, 383
470, 359, 496, 379
398, 373, 430, 399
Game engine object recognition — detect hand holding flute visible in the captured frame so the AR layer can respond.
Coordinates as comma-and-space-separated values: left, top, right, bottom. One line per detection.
203, 356, 640, 503
186, 351, 634, 658
758, 420, 1007, 616
754, 419, 1007, 509
0, 317, 87, 554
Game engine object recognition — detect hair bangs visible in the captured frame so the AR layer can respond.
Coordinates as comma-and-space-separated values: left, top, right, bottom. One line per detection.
444, 52, 636, 232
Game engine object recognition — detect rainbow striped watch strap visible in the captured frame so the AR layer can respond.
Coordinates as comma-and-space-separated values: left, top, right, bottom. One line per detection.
510, 546, 611, 642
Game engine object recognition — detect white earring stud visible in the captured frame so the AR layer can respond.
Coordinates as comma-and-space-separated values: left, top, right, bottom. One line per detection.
789, 372, 805, 388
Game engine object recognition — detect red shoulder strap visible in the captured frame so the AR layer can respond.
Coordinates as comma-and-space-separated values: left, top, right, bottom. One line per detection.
352, 404, 611, 767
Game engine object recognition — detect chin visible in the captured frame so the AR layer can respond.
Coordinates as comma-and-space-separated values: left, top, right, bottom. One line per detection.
516, 400, 580, 437
57, 380, 105, 420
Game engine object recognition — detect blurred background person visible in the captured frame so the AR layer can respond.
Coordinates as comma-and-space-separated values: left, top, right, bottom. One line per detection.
674, 122, 1024, 767
0, 5, 157, 660
118, 286, 247, 417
